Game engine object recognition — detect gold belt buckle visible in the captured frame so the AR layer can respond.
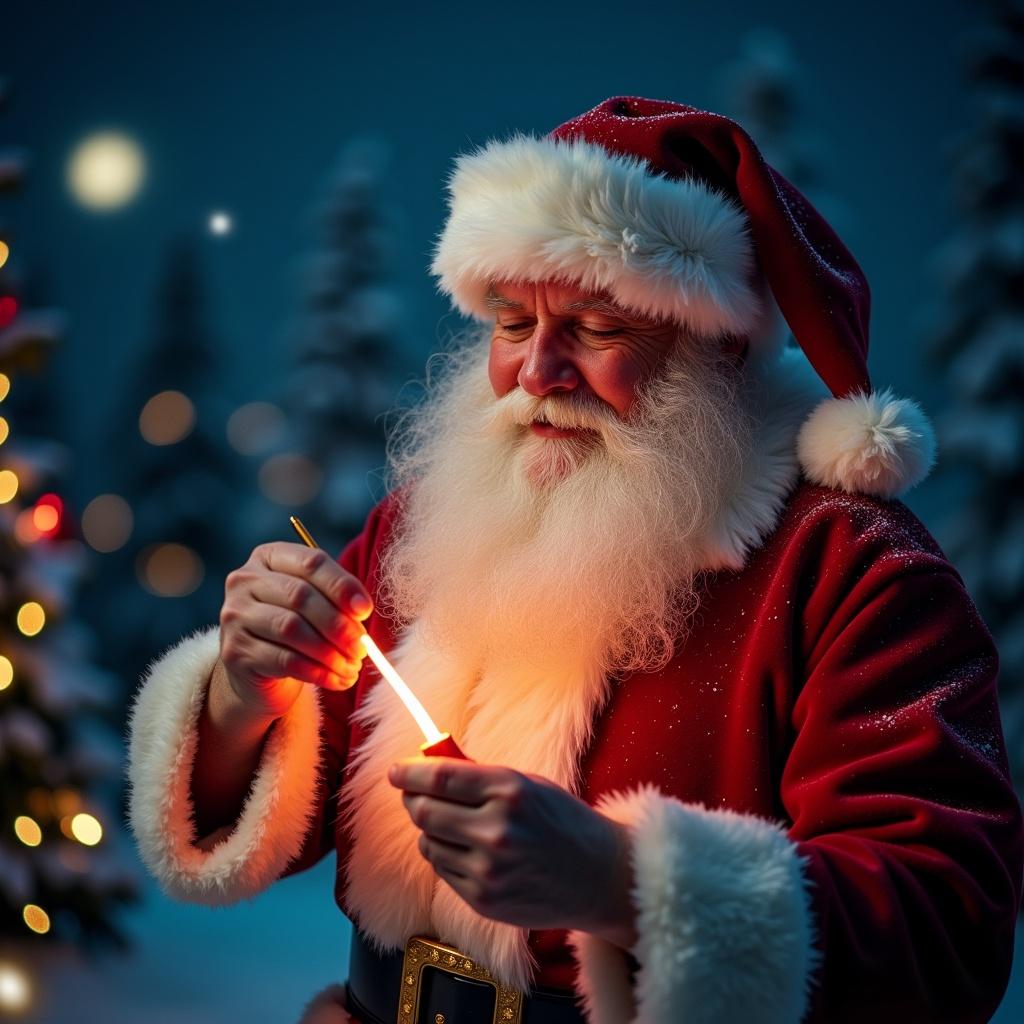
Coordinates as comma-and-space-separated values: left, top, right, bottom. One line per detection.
397, 934, 523, 1024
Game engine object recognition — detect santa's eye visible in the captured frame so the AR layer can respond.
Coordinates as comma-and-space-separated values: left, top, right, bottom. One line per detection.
578, 326, 622, 338
498, 321, 533, 333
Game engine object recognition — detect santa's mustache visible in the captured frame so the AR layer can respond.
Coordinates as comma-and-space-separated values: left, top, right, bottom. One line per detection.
485, 388, 619, 439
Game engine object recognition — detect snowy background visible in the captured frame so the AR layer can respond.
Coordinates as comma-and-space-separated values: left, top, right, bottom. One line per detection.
1, 0, 1022, 1020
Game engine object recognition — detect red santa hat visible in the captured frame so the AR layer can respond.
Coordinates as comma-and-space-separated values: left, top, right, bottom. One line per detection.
431, 95, 935, 500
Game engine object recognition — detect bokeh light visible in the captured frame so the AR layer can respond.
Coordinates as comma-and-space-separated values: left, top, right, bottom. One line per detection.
0, 374, 9, 401
0, 469, 19, 503
209, 210, 233, 235
0, 962, 31, 1013
67, 132, 145, 210
258, 452, 324, 506
22, 905, 50, 935
13, 816, 42, 847
32, 494, 62, 536
0, 240, 8, 270
136, 543, 204, 597
16, 602, 45, 637
0, 296, 17, 329
0, 417, 9, 444
53, 788, 81, 818
14, 509, 41, 545
69, 813, 103, 846
139, 390, 195, 445
227, 401, 286, 455
81, 493, 133, 553
0, 655, 12, 691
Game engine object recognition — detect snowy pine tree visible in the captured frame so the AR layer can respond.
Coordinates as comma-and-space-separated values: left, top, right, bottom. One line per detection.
277, 139, 410, 556
924, 1, 1024, 789
0, 79, 137, 975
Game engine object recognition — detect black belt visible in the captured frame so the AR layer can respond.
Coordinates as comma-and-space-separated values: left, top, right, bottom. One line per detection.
346, 929, 587, 1024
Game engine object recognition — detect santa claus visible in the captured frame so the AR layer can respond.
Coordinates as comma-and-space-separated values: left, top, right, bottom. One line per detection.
126, 97, 1024, 1023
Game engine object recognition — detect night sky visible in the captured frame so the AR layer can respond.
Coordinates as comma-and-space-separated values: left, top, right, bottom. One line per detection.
3, 0, 980, 523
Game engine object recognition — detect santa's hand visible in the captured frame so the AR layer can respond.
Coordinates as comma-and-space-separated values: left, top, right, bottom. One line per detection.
387, 758, 637, 947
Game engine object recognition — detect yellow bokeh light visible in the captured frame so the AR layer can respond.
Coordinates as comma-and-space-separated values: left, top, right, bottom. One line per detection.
32, 504, 59, 532
16, 602, 45, 637
22, 905, 50, 935
136, 543, 205, 597
0, 961, 32, 1013
0, 655, 12, 691
81, 493, 133, 553
0, 374, 9, 401
0, 469, 18, 503
0, 417, 8, 444
70, 813, 103, 846
67, 132, 145, 210
139, 390, 195, 445
0, 240, 9, 270
13, 816, 42, 847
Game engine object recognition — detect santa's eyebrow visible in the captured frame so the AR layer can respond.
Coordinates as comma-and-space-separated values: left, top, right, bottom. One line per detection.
560, 298, 636, 318
483, 289, 525, 311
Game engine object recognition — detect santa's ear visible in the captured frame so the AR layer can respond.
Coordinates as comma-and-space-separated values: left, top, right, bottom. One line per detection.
796, 390, 936, 500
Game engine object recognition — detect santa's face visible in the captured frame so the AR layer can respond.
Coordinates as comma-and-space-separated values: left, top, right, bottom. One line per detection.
486, 279, 680, 423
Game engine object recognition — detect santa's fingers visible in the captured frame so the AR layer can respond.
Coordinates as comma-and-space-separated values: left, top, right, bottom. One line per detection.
417, 833, 474, 880
401, 792, 499, 850
234, 627, 360, 692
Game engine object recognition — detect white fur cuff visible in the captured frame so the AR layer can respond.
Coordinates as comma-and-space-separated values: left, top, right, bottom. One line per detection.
569, 785, 819, 1024
126, 625, 324, 904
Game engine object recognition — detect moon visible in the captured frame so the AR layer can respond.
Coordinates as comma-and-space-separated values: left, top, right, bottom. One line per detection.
67, 132, 145, 210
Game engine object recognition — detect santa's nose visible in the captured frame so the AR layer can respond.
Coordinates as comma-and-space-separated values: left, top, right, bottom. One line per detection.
517, 326, 580, 397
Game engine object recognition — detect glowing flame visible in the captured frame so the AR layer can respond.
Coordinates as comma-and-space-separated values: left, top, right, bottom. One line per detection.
359, 634, 443, 745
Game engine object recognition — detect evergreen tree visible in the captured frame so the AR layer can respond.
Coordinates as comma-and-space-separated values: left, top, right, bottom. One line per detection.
86, 236, 245, 698
923, 1, 1024, 788
0, 79, 137, 1002
277, 139, 410, 556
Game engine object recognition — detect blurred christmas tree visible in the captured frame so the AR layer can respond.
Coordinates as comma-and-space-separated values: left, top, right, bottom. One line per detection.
923, 1, 1024, 788
715, 27, 846, 230
82, 236, 246, 699
271, 139, 410, 556
0, 77, 137, 1014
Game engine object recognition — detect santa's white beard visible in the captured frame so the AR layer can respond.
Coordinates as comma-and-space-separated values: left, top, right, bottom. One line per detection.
378, 329, 753, 683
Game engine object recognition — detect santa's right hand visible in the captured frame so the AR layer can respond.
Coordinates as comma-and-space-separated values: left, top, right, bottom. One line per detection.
218, 541, 374, 714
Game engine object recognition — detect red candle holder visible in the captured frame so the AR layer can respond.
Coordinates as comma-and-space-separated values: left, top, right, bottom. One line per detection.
420, 733, 469, 760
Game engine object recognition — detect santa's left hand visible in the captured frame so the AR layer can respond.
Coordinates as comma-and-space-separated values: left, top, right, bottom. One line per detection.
388, 757, 637, 948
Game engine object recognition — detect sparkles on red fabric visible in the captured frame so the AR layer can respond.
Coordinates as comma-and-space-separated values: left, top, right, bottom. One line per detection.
283, 482, 1022, 1022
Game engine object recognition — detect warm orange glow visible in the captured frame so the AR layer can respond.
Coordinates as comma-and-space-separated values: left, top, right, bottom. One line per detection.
0, 417, 8, 444
26, 789, 50, 820
70, 813, 103, 846
13, 816, 41, 847
58, 815, 75, 840
0, 469, 18, 503
81, 493, 133, 552
0, 240, 8, 270
359, 634, 443, 744
0, 655, 12, 691
22, 905, 49, 935
16, 602, 45, 637
14, 509, 40, 545
0, 961, 32, 1012
139, 390, 195, 445
136, 543, 204, 597
0, 374, 10, 401
32, 504, 59, 534
53, 788, 81, 818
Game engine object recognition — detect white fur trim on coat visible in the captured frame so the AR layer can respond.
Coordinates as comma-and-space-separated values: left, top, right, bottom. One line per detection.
126, 625, 324, 904
568, 785, 820, 1024
431, 134, 762, 340
796, 388, 936, 500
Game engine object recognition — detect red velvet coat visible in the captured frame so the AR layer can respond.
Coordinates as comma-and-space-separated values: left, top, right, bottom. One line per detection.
270, 480, 1024, 1023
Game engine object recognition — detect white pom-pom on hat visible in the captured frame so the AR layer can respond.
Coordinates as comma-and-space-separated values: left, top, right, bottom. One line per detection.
796, 389, 937, 500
